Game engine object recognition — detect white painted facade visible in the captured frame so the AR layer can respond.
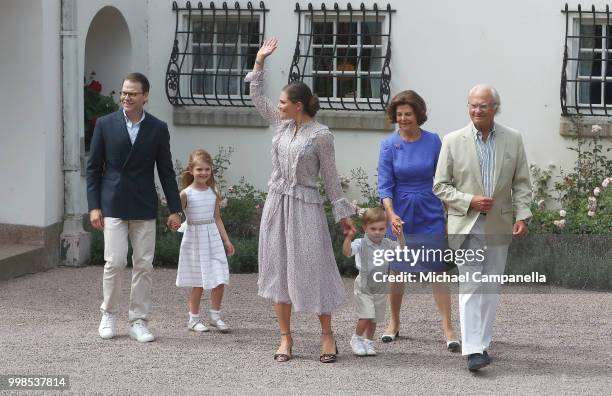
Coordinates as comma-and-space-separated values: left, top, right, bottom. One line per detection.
149, 0, 612, 196
0, 0, 609, 260
0, 0, 62, 227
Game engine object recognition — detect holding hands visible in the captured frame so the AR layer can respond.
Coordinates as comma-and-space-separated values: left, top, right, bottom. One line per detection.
392, 220, 406, 247
388, 212, 404, 236
391, 221, 403, 238
167, 213, 182, 231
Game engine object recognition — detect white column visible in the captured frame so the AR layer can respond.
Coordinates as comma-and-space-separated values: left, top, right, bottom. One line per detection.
60, 0, 90, 266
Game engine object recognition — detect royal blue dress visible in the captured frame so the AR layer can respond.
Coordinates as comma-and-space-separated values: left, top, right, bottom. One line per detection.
378, 130, 447, 272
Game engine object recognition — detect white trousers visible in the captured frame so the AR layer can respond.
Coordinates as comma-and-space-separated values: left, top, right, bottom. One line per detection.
458, 215, 509, 355
100, 217, 156, 323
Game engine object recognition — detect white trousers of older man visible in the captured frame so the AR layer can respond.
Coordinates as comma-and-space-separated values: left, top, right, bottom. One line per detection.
100, 217, 156, 323
458, 214, 509, 356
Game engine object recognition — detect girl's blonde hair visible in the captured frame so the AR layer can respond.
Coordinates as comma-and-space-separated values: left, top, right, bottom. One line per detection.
180, 149, 221, 199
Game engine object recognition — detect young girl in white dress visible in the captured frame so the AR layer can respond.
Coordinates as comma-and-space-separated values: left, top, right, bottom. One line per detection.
176, 149, 235, 333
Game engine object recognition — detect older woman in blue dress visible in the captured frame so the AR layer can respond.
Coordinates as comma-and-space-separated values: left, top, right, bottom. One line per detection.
378, 90, 460, 352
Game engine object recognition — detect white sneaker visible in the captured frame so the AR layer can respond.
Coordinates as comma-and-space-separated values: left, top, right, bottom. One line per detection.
188, 318, 210, 333
363, 338, 377, 356
209, 317, 230, 333
128, 319, 155, 342
98, 312, 116, 339
350, 334, 367, 356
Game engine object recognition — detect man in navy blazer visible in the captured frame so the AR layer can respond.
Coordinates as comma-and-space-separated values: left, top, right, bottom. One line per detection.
87, 72, 182, 342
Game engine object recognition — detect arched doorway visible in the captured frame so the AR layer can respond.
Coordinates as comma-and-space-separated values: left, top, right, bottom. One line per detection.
84, 6, 131, 150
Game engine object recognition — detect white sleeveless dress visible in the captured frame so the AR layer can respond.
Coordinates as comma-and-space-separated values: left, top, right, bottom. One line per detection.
176, 186, 229, 289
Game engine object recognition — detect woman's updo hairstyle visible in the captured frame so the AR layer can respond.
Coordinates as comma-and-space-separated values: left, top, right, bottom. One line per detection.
282, 82, 320, 117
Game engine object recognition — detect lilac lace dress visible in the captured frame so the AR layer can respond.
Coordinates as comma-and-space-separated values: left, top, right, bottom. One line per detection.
245, 70, 354, 314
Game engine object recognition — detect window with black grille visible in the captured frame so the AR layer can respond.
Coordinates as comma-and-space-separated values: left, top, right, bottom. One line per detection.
165, 1, 268, 107
289, 3, 394, 111
561, 4, 612, 116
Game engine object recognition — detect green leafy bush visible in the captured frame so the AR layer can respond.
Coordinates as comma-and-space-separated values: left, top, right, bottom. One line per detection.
84, 71, 119, 151
508, 126, 611, 289
529, 127, 611, 235
227, 238, 259, 273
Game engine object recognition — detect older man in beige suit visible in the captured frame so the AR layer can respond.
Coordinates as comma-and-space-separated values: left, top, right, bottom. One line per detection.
433, 84, 532, 371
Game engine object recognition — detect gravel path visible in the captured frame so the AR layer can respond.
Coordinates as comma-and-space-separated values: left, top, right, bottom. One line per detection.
1, 266, 610, 395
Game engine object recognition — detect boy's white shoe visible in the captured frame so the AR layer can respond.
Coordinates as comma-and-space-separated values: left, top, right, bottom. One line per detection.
350, 334, 367, 356
363, 338, 377, 356
128, 319, 155, 342
188, 317, 210, 332
98, 312, 116, 339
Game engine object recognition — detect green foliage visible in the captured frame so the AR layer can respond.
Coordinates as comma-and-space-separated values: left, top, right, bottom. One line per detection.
88, 223, 104, 265
212, 146, 235, 193
554, 135, 612, 205
529, 130, 611, 235
319, 189, 358, 276
84, 72, 119, 150
227, 238, 259, 273
520, 129, 611, 290
530, 163, 554, 203
223, 179, 267, 239
155, 231, 183, 266
350, 167, 380, 208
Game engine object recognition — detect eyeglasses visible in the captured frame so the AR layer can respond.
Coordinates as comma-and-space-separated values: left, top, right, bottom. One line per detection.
120, 91, 143, 98
468, 102, 495, 111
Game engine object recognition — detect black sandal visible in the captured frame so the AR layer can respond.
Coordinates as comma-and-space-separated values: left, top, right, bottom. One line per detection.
320, 332, 338, 363
273, 332, 293, 362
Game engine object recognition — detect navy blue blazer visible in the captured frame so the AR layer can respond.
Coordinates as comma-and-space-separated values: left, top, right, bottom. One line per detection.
86, 110, 182, 220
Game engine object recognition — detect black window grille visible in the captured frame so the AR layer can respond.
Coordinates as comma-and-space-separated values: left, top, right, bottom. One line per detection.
561, 3, 612, 116
165, 1, 268, 107
289, 3, 395, 111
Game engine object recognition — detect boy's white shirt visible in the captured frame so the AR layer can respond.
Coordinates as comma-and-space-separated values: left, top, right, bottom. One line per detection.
350, 237, 399, 271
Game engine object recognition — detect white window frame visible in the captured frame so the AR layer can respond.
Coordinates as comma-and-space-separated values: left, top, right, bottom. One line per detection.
180, 12, 263, 100
302, 14, 389, 104
567, 18, 612, 111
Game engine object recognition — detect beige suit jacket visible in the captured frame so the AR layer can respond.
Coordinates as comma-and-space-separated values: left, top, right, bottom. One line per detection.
433, 122, 532, 250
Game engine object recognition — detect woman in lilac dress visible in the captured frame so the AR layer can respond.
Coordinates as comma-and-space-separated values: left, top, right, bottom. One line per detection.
245, 38, 356, 363
378, 90, 460, 352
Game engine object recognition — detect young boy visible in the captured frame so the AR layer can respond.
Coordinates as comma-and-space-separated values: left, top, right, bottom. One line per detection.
343, 207, 405, 356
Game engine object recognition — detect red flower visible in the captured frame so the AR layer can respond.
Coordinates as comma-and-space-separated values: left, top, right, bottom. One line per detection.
88, 80, 102, 93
